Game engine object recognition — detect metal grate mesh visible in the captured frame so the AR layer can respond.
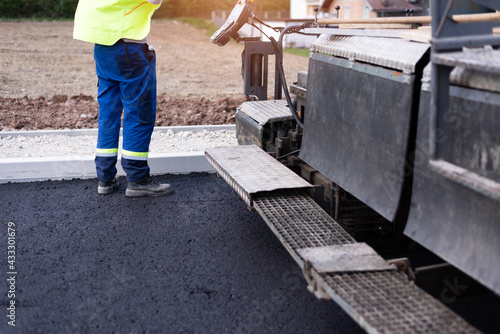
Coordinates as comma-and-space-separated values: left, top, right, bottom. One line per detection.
206, 146, 479, 333
253, 190, 355, 250
253, 190, 480, 333
322, 271, 480, 334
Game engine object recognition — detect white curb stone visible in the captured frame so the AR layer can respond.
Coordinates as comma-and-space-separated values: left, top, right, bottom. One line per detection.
0, 125, 237, 183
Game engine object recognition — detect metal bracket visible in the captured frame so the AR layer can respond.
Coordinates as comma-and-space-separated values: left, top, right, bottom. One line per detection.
388, 258, 416, 282
303, 261, 331, 300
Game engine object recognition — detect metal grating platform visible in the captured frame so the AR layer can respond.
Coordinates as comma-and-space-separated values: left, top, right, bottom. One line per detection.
253, 190, 480, 334
321, 271, 479, 334
253, 190, 355, 266
237, 99, 293, 125
205, 145, 480, 333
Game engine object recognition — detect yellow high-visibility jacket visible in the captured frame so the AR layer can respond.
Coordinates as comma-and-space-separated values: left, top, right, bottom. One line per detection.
73, 0, 161, 45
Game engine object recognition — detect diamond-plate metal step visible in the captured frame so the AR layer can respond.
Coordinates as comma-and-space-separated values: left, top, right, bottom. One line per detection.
238, 99, 293, 125
205, 145, 311, 207
311, 34, 430, 73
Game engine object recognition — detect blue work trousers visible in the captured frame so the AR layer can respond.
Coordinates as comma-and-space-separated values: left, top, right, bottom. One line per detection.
94, 41, 156, 182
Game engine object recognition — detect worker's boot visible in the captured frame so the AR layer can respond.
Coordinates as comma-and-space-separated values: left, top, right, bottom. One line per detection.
98, 177, 119, 195
126, 176, 173, 197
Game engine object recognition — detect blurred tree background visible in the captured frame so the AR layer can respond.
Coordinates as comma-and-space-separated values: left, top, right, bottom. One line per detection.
0, 0, 79, 18
0, 0, 290, 19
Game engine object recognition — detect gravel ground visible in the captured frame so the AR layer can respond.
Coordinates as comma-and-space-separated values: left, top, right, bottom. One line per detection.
0, 20, 308, 159
0, 129, 237, 159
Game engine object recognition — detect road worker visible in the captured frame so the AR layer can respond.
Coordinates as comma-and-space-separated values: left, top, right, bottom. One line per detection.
73, 0, 173, 197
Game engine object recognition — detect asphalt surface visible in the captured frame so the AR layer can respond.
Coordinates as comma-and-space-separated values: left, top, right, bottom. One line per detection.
0, 173, 363, 334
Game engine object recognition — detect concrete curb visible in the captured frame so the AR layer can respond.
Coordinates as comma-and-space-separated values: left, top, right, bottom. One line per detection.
0, 125, 236, 184
0, 125, 235, 138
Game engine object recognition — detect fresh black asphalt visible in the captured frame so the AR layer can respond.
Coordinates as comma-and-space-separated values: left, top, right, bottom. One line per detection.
0, 173, 363, 334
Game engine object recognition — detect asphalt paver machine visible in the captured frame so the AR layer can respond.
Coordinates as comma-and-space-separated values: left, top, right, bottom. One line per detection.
206, 1, 500, 332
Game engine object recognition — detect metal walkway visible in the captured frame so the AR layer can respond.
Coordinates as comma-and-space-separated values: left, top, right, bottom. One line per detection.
205, 145, 480, 334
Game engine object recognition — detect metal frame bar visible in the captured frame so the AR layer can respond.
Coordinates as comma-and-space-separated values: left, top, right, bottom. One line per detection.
430, 0, 500, 185
243, 41, 275, 100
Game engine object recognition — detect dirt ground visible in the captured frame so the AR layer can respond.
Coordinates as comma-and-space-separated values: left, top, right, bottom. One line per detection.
0, 20, 309, 130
